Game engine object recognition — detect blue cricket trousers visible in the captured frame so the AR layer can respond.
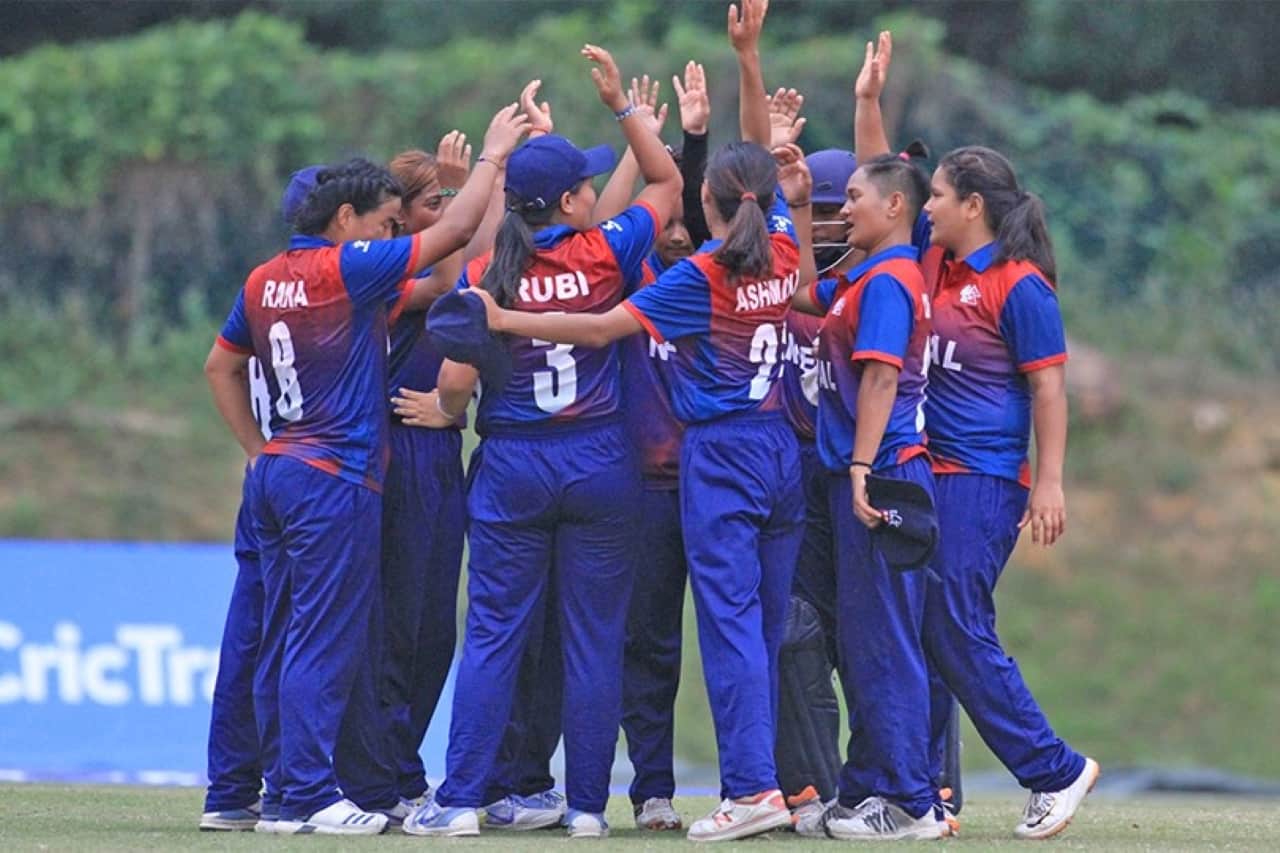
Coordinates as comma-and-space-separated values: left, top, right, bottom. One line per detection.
924, 474, 1085, 792
621, 485, 686, 804
204, 466, 263, 813
681, 412, 803, 799
250, 454, 382, 821
830, 455, 936, 819
485, 568, 564, 803
436, 419, 639, 814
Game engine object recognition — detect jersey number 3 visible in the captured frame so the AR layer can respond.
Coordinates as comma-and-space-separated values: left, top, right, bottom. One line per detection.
269, 321, 305, 422
532, 337, 578, 414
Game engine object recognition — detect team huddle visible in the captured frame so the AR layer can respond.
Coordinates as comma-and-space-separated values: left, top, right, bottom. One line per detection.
201, 0, 1097, 842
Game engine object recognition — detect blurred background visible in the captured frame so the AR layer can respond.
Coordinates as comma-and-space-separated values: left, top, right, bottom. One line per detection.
1, 0, 1278, 789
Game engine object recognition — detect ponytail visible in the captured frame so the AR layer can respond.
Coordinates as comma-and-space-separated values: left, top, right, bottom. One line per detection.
478, 191, 557, 308
706, 142, 778, 283
938, 146, 1057, 283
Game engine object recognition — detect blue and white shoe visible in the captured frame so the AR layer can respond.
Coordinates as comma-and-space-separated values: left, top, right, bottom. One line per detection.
253, 802, 281, 834
199, 799, 260, 831
565, 808, 609, 839
403, 800, 480, 837
485, 789, 565, 830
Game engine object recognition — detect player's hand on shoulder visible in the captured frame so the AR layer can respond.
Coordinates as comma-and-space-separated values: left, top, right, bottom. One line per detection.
466, 286, 506, 333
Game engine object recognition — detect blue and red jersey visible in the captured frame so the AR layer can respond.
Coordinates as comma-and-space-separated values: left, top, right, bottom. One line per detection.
921, 241, 1067, 486
778, 309, 822, 441
463, 202, 659, 435
622, 191, 800, 424
815, 244, 930, 473
621, 259, 684, 487
217, 233, 420, 491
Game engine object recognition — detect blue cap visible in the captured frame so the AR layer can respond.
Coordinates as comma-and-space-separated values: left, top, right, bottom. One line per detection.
280, 165, 323, 226
866, 473, 939, 571
806, 149, 857, 206
505, 135, 616, 210
426, 289, 513, 391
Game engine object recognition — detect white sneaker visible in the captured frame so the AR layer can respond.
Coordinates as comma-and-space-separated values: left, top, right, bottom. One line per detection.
376, 799, 414, 827
284, 798, 388, 835
403, 800, 481, 837
686, 789, 791, 842
199, 800, 260, 831
1014, 757, 1100, 840
634, 797, 682, 831
565, 809, 609, 838
485, 789, 566, 830
824, 796, 946, 841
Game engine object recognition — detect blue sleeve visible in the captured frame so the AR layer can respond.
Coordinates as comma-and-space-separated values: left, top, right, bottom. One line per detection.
217, 289, 252, 351
852, 275, 913, 367
386, 263, 435, 310
599, 203, 660, 288
623, 258, 712, 343
813, 276, 840, 311
765, 186, 798, 244
911, 212, 932, 259
999, 274, 1067, 371
339, 235, 416, 305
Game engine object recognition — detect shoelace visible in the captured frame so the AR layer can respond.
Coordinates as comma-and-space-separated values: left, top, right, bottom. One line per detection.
1024, 792, 1055, 824
711, 799, 737, 826
852, 798, 897, 833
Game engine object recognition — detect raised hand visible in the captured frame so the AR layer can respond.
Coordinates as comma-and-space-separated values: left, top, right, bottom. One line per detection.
673, 60, 710, 135
519, 79, 554, 138
478, 103, 531, 166
773, 142, 811, 207
728, 0, 769, 53
854, 30, 893, 101
435, 130, 471, 191
582, 44, 628, 112
628, 74, 669, 136
766, 87, 806, 148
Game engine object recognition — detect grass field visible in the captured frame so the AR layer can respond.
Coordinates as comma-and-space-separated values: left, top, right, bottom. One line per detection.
0, 785, 1275, 851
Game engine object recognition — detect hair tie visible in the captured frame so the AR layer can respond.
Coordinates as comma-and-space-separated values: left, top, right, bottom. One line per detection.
740, 191, 757, 203
898, 151, 911, 161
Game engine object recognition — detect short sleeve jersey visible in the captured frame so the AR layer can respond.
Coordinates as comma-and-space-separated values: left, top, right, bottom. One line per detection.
815, 245, 931, 472
922, 241, 1068, 486
622, 191, 801, 424
778, 309, 822, 441
621, 259, 685, 486
463, 202, 659, 435
217, 233, 421, 490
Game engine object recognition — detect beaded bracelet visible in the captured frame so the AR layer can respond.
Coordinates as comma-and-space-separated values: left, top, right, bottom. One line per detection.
614, 104, 637, 121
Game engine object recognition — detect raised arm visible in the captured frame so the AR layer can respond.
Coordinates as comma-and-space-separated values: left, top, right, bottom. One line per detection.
407, 103, 529, 275
854, 31, 893, 162
729, 0, 771, 145
399, 131, 471, 311
593, 75, 668, 224
774, 142, 816, 288
583, 45, 682, 224
674, 60, 711, 244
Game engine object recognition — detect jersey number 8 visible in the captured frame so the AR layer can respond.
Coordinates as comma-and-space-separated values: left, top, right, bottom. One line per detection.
268, 321, 304, 422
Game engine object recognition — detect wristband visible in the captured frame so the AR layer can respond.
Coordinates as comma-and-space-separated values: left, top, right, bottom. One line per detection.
438, 188, 459, 198
849, 460, 873, 471
436, 395, 463, 421
477, 155, 506, 169
614, 104, 637, 121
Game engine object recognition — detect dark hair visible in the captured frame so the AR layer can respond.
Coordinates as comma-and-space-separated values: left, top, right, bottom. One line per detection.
705, 141, 778, 282
478, 183, 582, 308
388, 149, 439, 204
938, 145, 1056, 282
859, 140, 931, 221
293, 157, 403, 236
